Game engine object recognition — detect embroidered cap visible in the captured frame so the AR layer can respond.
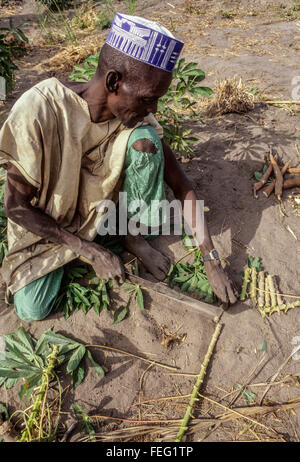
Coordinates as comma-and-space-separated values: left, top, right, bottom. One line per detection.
105, 13, 184, 72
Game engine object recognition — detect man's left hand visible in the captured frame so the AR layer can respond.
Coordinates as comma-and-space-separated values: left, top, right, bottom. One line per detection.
204, 260, 239, 307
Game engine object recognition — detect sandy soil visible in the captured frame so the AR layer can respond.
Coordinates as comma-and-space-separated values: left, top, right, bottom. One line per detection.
0, 0, 300, 442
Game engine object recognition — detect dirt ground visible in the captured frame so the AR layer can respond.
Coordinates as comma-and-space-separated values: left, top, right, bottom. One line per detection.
0, 0, 300, 442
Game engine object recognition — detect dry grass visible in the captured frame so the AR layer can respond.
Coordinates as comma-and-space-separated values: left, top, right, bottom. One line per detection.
41, 34, 103, 72
203, 77, 255, 118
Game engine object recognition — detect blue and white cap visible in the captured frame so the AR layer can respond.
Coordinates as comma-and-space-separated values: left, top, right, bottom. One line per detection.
105, 13, 184, 72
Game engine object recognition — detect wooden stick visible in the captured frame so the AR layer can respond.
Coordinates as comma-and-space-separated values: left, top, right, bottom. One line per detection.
288, 168, 300, 174
270, 153, 283, 199
262, 160, 291, 197
253, 163, 273, 198
85, 344, 178, 371
175, 322, 223, 442
263, 100, 300, 105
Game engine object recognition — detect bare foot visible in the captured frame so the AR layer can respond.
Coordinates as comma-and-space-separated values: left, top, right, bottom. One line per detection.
124, 234, 170, 281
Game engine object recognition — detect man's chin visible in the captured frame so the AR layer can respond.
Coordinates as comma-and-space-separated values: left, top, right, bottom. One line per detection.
123, 117, 144, 129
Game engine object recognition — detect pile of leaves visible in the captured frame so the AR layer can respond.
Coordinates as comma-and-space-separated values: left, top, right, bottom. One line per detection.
54, 263, 113, 319
0, 19, 28, 94
168, 237, 216, 304
69, 55, 213, 157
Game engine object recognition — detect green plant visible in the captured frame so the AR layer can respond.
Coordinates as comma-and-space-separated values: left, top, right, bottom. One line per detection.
69, 53, 99, 82
0, 327, 105, 441
0, 326, 105, 396
72, 403, 96, 441
168, 232, 216, 304
36, 0, 78, 45
122, 281, 145, 311
127, 0, 138, 15
98, 0, 115, 30
221, 10, 235, 19
54, 263, 113, 318
111, 281, 145, 324
0, 19, 28, 93
157, 58, 213, 157
36, 0, 72, 10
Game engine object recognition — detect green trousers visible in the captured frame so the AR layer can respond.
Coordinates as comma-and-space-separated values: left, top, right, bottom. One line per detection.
14, 125, 165, 322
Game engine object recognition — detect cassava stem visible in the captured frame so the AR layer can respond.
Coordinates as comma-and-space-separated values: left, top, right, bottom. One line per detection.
264, 274, 270, 309
18, 345, 59, 442
262, 160, 291, 198
267, 275, 277, 308
283, 178, 300, 190
250, 267, 257, 302
240, 267, 251, 301
175, 322, 222, 442
253, 163, 273, 198
269, 153, 283, 199
258, 271, 265, 309
272, 277, 283, 307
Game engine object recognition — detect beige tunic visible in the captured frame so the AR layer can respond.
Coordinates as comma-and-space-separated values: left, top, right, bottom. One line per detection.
0, 77, 163, 298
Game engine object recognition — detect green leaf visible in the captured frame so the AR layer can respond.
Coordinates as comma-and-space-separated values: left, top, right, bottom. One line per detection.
257, 339, 267, 352
42, 329, 79, 346
136, 287, 144, 311
113, 303, 130, 324
254, 171, 263, 181
248, 256, 262, 271
18, 373, 42, 401
237, 384, 256, 404
0, 403, 9, 421
72, 361, 85, 388
66, 345, 86, 373
0, 368, 34, 379
5, 378, 19, 389
192, 86, 214, 97
87, 351, 105, 376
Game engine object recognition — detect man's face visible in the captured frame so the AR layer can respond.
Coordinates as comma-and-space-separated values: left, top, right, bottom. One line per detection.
106, 68, 172, 128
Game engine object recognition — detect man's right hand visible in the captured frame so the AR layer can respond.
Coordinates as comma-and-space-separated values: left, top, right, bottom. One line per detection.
83, 242, 125, 284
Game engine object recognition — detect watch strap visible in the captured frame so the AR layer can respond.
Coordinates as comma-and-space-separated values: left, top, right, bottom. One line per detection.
202, 249, 219, 262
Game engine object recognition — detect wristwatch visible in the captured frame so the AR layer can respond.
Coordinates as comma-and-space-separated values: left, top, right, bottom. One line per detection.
202, 249, 220, 262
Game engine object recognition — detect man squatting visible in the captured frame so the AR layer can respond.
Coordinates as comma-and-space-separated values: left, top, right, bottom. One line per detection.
0, 14, 238, 322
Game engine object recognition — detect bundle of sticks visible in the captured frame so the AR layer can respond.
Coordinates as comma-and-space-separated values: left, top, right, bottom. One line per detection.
253, 151, 300, 199
240, 266, 300, 318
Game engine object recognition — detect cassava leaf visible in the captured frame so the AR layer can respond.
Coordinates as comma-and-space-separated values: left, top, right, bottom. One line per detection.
113, 303, 130, 324
87, 351, 105, 376
72, 361, 85, 388
136, 287, 144, 311
66, 345, 86, 373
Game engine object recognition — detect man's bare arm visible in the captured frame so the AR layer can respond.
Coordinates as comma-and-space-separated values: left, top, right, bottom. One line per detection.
162, 140, 238, 305
4, 164, 124, 282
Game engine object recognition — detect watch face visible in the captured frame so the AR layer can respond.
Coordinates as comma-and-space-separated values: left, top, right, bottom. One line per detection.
212, 250, 219, 259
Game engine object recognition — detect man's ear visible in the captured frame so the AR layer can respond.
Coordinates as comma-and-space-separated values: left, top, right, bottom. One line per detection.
106, 70, 122, 94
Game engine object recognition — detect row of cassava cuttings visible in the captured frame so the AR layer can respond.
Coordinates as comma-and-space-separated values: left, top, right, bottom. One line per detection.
240, 257, 300, 317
